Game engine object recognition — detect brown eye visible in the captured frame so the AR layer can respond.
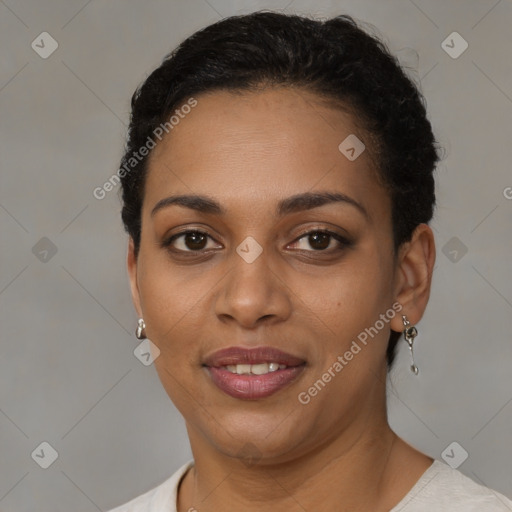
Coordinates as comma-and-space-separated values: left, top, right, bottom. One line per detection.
307, 232, 331, 250
292, 230, 349, 252
183, 232, 207, 250
164, 230, 220, 252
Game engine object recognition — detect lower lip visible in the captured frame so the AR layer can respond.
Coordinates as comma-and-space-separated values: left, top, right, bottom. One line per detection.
206, 365, 305, 399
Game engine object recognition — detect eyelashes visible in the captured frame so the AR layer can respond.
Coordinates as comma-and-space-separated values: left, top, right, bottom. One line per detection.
289, 230, 351, 252
164, 230, 220, 253
162, 228, 353, 255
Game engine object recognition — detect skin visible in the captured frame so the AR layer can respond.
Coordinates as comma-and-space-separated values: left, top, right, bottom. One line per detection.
127, 87, 436, 512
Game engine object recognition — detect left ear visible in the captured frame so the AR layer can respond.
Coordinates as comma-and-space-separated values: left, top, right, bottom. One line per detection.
390, 223, 436, 332
127, 236, 143, 319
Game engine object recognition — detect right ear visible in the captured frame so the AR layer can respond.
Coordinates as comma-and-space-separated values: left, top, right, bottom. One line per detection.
127, 237, 143, 318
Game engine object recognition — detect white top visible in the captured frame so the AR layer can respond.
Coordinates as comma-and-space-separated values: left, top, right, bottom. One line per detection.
107, 459, 512, 511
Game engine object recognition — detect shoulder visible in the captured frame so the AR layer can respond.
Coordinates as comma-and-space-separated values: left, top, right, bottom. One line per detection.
106, 460, 194, 512
393, 460, 512, 512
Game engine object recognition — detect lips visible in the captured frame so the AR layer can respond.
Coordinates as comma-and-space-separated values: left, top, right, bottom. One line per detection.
203, 346, 306, 400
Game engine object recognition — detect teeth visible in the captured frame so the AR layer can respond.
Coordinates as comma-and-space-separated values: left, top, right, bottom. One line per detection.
251, 363, 270, 375
236, 364, 251, 374
224, 363, 287, 375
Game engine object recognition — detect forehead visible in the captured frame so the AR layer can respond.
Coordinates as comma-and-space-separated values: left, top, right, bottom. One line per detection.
144, 87, 388, 221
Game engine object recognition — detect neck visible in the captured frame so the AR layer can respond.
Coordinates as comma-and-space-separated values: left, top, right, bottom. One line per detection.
178, 416, 430, 511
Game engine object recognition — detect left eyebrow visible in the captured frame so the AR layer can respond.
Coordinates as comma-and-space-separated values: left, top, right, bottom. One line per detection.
150, 190, 369, 220
277, 191, 368, 219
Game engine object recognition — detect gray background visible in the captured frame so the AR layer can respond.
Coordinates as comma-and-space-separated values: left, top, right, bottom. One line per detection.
1, 0, 511, 510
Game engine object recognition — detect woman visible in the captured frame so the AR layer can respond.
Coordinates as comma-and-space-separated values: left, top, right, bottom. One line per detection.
108, 11, 512, 512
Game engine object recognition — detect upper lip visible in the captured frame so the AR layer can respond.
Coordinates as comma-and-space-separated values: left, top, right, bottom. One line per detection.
203, 346, 306, 368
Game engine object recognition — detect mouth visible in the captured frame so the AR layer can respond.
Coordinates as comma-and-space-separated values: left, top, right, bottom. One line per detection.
220, 362, 289, 375
203, 346, 306, 400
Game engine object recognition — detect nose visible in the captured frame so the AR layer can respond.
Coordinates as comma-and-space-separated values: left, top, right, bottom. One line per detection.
214, 246, 292, 329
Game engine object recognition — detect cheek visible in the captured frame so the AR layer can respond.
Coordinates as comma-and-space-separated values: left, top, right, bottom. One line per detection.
137, 258, 207, 407
298, 252, 391, 322
296, 253, 394, 369
137, 251, 213, 334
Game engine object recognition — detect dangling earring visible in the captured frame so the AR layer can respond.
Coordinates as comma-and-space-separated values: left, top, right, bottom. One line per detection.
402, 315, 419, 375
135, 318, 146, 340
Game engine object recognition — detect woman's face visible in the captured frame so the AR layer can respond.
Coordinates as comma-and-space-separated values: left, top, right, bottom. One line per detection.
128, 87, 409, 463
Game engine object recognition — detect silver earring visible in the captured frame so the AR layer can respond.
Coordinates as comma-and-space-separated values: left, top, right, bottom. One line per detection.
135, 318, 146, 340
402, 315, 419, 375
